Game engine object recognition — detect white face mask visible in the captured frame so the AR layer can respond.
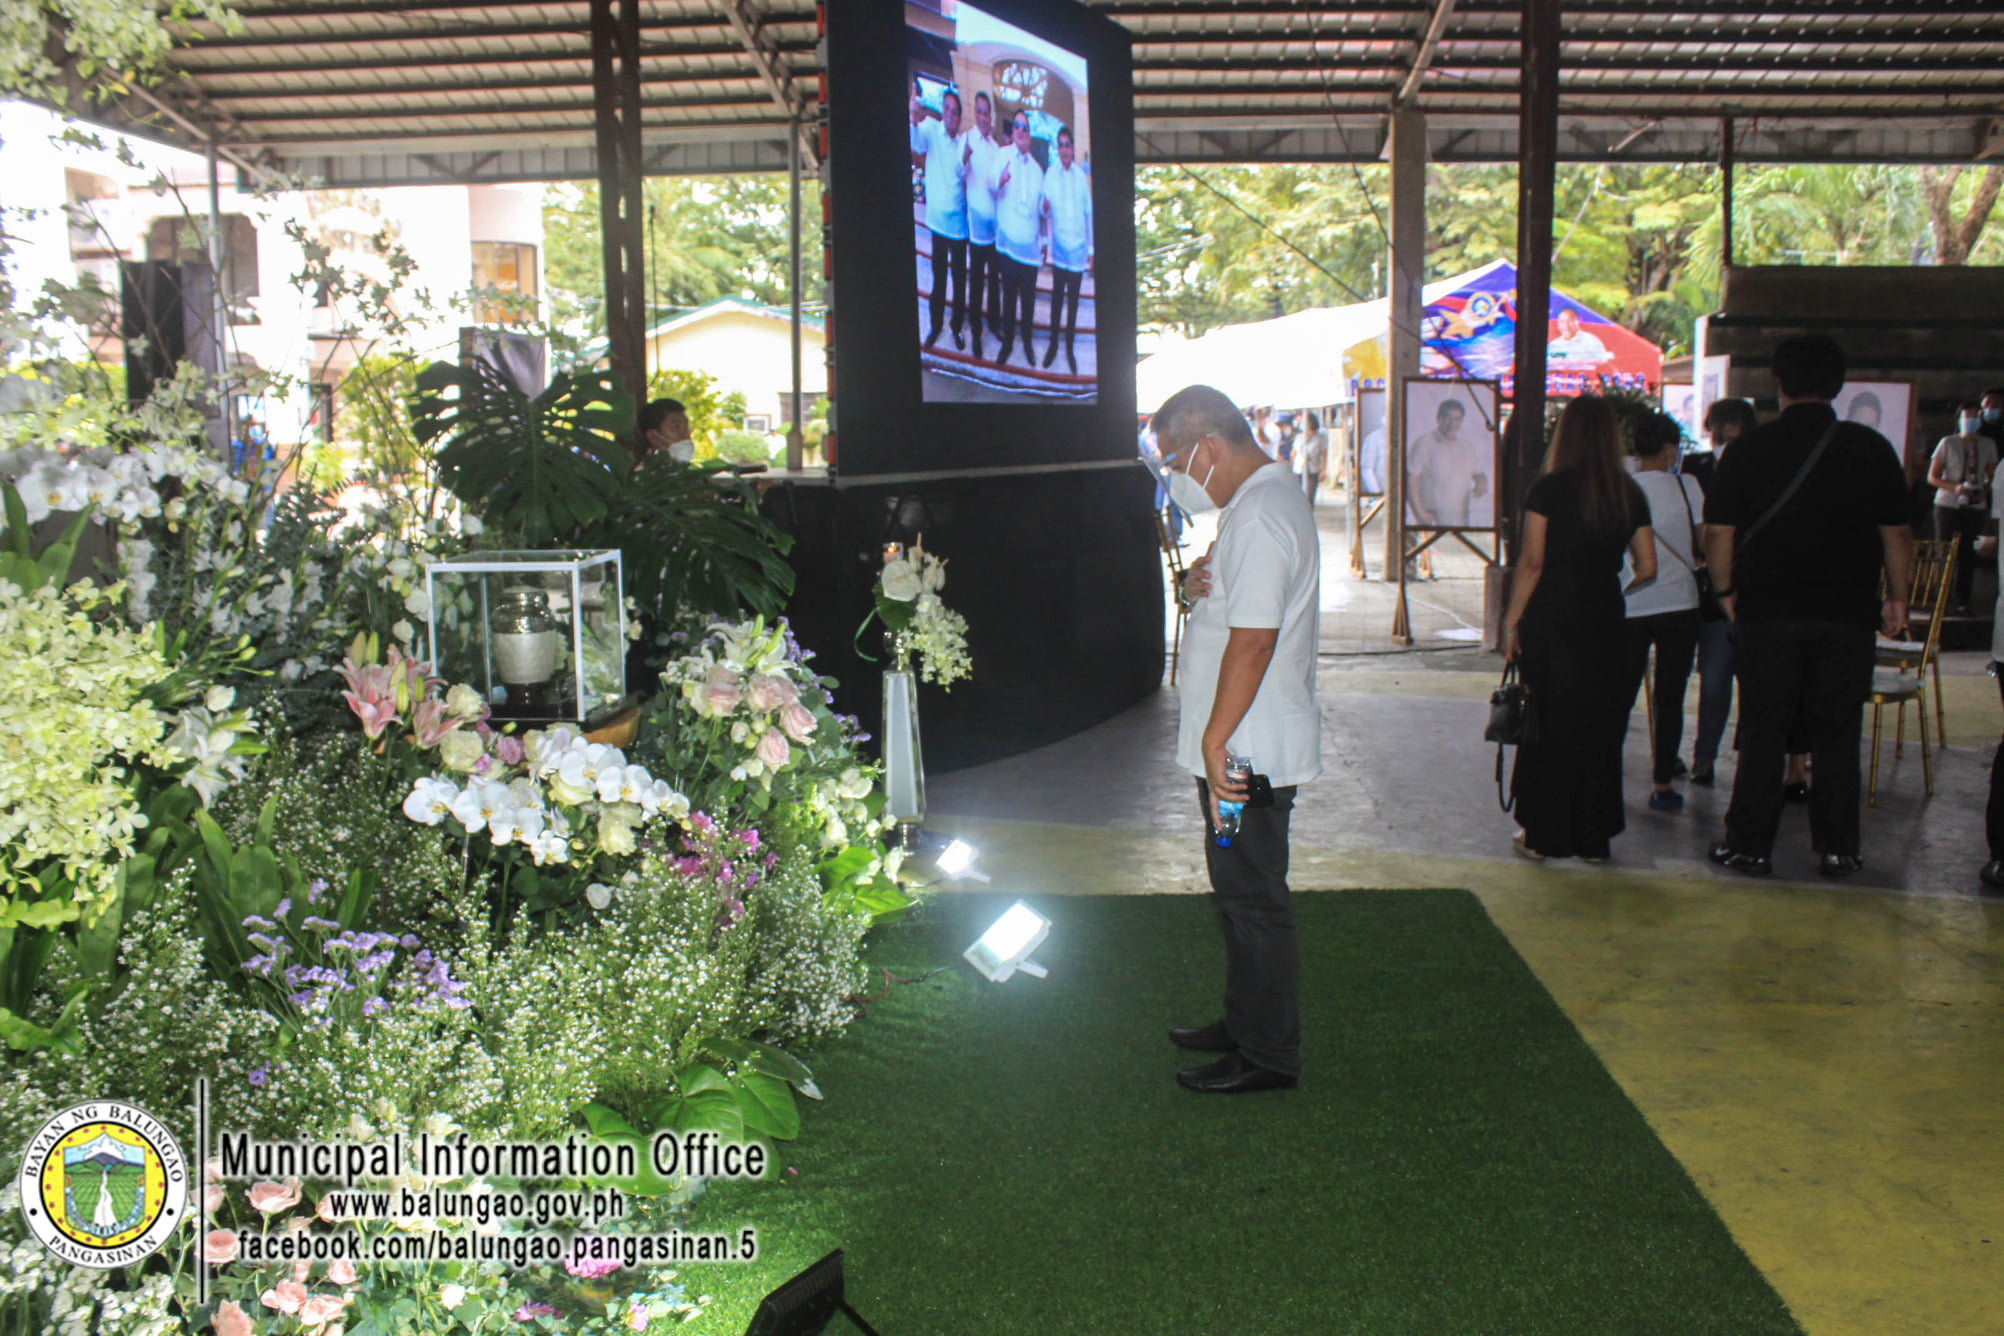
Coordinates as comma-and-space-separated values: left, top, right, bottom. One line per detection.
1166, 439, 1218, 514
1986, 406, 2002, 423
1962, 417, 1983, 437
666, 438, 695, 464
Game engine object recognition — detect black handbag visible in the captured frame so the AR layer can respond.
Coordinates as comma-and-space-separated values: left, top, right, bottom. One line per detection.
1486, 660, 1536, 811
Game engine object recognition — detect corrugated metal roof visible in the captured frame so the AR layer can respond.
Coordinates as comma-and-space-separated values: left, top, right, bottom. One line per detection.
72, 0, 2004, 183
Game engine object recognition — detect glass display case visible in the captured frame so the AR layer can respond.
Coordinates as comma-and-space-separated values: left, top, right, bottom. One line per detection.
423, 550, 628, 725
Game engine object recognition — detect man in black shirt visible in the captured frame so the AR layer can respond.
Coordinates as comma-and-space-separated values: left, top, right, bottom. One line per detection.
1701, 334, 1913, 878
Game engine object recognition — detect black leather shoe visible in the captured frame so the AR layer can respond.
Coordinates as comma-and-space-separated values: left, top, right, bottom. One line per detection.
951, 324, 965, 350
1691, 763, 1715, 786
1176, 1052, 1296, 1094
1169, 1020, 1236, 1053
1980, 859, 2004, 892
1782, 781, 1809, 804
1820, 852, 1864, 878
924, 324, 940, 349
1707, 842, 1772, 877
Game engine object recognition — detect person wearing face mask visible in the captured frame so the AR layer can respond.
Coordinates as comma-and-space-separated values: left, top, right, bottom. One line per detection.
1979, 387, 2004, 455
1926, 400, 1997, 615
1153, 384, 1320, 1095
639, 398, 696, 463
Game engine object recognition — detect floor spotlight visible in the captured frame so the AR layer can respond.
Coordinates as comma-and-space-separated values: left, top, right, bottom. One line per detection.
963, 900, 1051, 982
935, 838, 989, 883
743, 1249, 882, 1336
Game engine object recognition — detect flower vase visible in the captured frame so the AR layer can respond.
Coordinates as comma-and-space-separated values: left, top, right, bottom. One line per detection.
881, 669, 926, 826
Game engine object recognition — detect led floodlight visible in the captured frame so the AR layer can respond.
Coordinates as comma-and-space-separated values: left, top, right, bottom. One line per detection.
935, 838, 990, 883
963, 900, 1052, 982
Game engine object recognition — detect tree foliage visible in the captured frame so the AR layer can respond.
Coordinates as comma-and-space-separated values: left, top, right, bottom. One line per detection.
1136, 161, 2004, 358
543, 175, 823, 334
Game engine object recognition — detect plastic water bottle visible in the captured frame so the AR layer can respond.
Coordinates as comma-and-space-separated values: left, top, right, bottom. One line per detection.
1214, 755, 1253, 847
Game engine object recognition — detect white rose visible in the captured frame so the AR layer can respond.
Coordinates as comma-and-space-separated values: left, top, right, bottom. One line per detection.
585, 882, 613, 910
404, 586, 432, 618
439, 1283, 467, 1310
444, 683, 484, 719
438, 731, 485, 772
392, 618, 415, 644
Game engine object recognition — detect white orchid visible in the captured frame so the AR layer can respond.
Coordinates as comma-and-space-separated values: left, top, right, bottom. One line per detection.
402, 777, 458, 825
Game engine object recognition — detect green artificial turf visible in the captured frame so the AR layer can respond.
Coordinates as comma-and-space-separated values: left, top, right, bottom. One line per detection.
681, 890, 1801, 1335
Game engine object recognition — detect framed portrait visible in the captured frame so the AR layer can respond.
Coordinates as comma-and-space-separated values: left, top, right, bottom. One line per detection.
1833, 380, 1916, 463
1354, 386, 1388, 498
1401, 378, 1501, 533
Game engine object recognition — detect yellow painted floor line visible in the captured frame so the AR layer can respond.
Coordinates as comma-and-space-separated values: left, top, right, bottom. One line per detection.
923, 817, 2004, 1336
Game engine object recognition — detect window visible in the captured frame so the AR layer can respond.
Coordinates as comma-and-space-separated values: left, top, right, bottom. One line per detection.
777, 391, 825, 427
471, 241, 538, 325
743, 414, 773, 433
146, 214, 259, 323
308, 383, 335, 443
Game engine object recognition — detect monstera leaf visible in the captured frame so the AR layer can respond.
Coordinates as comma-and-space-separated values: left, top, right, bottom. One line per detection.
605, 456, 795, 621
415, 362, 632, 548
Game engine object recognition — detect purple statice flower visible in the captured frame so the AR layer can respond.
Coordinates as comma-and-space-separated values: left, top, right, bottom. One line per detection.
400, 935, 422, 949
301, 916, 342, 932
306, 877, 329, 905
274, 898, 292, 919
741, 828, 761, 851
688, 811, 715, 835
245, 932, 280, 953
719, 861, 735, 886
241, 914, 276, 931
364, 998, 387, 1016
247, 1062, 269, 1088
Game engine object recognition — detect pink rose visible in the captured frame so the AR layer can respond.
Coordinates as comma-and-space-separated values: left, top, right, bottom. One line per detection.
249, 1179, 301, 1215
756, 728, 790, 770
700, 666, 743, 717
204, 1184, 224, 1216
779, 701, 817, 743
316, 1195, 340, 1223
203, 1229, 239, 1265
293, 1257, 311, 1283
747, 672, 798, 713
328, 1256, 358, 1285
495, 733, 526, 766
214, 1300, 254, 1336
299, 1292, 350, 1326
262, 1278, 309, 1313
205, 1157, 223, 1184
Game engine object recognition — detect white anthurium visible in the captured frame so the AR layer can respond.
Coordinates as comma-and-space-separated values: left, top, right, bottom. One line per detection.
880, 558, 922, 602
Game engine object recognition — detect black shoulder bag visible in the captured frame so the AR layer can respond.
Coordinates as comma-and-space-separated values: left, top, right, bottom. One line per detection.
1485, 659, 1536, 812
1665, 476, 1725, 623
1731, 419, 1841, 574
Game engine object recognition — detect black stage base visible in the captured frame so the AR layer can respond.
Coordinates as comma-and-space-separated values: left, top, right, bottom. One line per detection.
763, 466, 1165, 775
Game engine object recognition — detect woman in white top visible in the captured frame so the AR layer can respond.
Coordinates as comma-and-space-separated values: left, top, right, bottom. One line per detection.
1927, 399, 1998, 613
1292, 410, 1328, 504
1618, 411, 1707, 811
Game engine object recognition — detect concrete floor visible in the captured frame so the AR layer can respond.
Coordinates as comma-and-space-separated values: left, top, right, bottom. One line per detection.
920, 491, 2004, 1336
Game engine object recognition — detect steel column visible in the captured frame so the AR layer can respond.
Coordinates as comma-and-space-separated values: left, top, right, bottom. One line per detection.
1506, 0, 1561, 564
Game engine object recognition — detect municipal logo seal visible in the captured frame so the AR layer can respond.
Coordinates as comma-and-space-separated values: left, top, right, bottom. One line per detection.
17, 1103, 188, 1268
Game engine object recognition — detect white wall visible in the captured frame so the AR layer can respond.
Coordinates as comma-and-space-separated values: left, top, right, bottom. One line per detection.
648, 306, 827, 423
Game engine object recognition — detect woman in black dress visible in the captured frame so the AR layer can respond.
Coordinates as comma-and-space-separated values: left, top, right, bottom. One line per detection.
1500, 396, 1656, 861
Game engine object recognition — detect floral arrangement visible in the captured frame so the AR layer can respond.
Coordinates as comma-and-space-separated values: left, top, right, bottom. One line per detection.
871, 542, 971, 687
648, 617, 884, 852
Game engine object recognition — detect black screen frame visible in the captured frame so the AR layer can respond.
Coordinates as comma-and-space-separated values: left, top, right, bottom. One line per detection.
825, 0, 1137, 478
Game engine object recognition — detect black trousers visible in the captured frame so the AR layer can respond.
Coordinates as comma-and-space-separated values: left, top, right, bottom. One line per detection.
926, 230, 967, 340
1049, 265, 1083, 349
1934, 504, 1984, 608
997, 255, 1040, 359
1725, 618, 1876, 858
1196, 779, 1300, 1077
1621, 608, 1703, 784
967, 239, 1000, 338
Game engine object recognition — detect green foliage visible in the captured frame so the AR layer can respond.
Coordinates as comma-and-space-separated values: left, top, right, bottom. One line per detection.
0, 483, 90, 591
715, 428, 775, 466
609, 457, 796, 621
417, 362, 633, 548
544, 176, 825, 326
336, 352, 424, 477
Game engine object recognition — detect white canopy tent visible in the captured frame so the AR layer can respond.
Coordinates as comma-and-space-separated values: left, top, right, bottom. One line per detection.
1134, 267, 1500, 414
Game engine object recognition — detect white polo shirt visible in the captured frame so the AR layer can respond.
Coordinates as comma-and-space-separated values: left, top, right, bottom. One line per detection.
910, 117, 969, 241
1177, 461, 1323, 788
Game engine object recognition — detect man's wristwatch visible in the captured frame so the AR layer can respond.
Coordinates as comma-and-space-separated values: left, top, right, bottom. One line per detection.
1713, 586, 1734, 598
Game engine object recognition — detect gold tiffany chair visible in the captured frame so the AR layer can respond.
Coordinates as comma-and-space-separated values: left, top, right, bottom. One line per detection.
1868, 539, 1955, 805
1877, 538, 1956, 749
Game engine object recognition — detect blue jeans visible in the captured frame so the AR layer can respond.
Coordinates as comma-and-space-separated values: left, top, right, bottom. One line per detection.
1693, 615, 1734, 767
